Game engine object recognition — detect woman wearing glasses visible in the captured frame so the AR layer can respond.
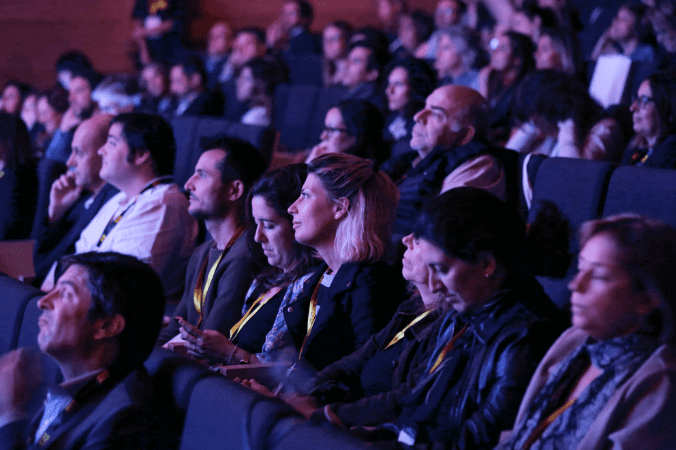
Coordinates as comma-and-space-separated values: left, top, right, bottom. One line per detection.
622, 73, 676, 169
305, 99, 385, 163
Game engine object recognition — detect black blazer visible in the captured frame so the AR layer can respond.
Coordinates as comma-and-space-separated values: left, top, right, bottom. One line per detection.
283, 261, 404, 373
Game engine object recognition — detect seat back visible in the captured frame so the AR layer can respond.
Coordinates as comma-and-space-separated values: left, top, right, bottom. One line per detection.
180, 375, 297, 450
306, 86, 347, 149
0, 274, 44, 355
602, 166, 676, 227
527, 157, 615, 309
270, 419, 369, 450
274, 84, 320, 151
285, 55, 323, 86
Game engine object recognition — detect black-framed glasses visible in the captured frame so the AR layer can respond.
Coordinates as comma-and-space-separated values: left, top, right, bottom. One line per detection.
631, 94, 655, 108
323, 126, 349, 135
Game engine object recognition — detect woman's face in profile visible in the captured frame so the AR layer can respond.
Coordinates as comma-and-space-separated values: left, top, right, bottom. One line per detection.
323, 25, 346, 61
401, 234, 430, 285
386, 67, 411, 112
319, 107, 356, 154
568, 233, 650, 341
287, 173, 342, 249
235, 66, 256, 102
417, 238, 489, 314
535, 35, 562, 71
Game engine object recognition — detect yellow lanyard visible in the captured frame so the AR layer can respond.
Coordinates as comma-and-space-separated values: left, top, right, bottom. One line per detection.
230, 286, 283, 341
522, 397, 576, 449
429, 323, 469, 374
193, 225, 246, 326
297, 271, 327, 361
383, 310, 432, 350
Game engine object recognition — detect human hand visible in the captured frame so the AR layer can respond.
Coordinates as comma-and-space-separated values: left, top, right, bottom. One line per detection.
280, 393, 318, 418
60, 106, 82, 132
0, 349, 44, 424
48, 172, 83, 224
240, 378, 276, 398
178, 318, 235, 362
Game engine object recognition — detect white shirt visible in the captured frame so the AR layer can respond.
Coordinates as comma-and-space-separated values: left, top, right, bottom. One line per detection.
75, 181, 198, 303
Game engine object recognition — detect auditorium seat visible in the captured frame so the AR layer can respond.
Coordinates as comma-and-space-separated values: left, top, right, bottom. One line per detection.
527, 157, 615, 309
0, 273, 43, 355
274, 84, 320, 151
284, 54, 324, 86
602, 165, 676, 228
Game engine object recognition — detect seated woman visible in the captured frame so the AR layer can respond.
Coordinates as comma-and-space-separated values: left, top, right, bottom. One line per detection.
322, 21, 352, 87
534, 27, 576, 75
305, 99, 386, 163
622, 73, 676, 169
497, 214, 676, 449
271, 187, 567, 448
175, 164, 316, 364
1, 81, 31, 116
0, 112, 37, 240
435, 27, 482, 91
34, 88, 68, 158
235, 58, 286, 127
382, 57, 435, 149
284, 153, 404, 374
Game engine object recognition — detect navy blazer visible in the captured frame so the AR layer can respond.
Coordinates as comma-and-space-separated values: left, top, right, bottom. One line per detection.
283, 261, 404, 373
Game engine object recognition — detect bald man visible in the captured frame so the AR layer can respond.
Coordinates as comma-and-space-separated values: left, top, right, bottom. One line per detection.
394, 85, 506, 240
33, 115, 120, 283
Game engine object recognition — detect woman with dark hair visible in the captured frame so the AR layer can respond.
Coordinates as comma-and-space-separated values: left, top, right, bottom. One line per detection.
265, 187, 567, 449
497, 214, 676, 450
534, 27, 576, 74
0, 81, 31, 116
306, 99, 386, 163
177, 164, 317, 364
322, 21, 353, 87
236, 58, 286, 127
622, 73, 676, 168
35, 88, 69, 158
0, 112, 37, 240
479, 31, 535, 142
382, 57, 436, 147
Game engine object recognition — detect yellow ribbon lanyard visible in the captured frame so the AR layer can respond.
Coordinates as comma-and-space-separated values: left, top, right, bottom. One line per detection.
297, 271, 327, 361
230, 286, 283, 341
383, 310, 433, 350
522, 397, 576, 449
428, 323, 469, 374
192, 225, 246, 327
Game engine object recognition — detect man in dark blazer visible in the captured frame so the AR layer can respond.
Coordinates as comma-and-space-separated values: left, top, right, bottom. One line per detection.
168, 54, 223, 117
0, 252, 167, 449
32, 114, 119, 284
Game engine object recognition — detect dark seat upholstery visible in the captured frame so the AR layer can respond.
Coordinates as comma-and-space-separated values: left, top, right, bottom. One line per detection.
274, 84, 320, 151
284, 55, 323, 86
180, 375, 298, 450
602, 165, 676, 227
527, 157, 615, 309
0, 274, 44, 355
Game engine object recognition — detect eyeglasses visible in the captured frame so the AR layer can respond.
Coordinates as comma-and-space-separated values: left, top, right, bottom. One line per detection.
323, 126, 349, 135
631, 94, 655, 108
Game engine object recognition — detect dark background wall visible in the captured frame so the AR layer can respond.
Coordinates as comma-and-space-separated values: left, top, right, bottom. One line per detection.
0, 0, 437, 89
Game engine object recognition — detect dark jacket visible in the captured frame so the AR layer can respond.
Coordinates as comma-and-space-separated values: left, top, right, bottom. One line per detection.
622, 134, 676, 169
0, 367, 164, 450
394, 141, 490, 238
397, 277, 566, 449
0, 165, 37, 241
283, 261, 404, 373
307, 296, 444, 425
32, 184, 119, 283
171, 92, 224, 117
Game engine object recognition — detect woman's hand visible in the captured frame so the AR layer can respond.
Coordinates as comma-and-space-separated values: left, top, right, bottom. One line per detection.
281, 393, 319, 419
178, 318, 235, 362
240, 378, 276, 397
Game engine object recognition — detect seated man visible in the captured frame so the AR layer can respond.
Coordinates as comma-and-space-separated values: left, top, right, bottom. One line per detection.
393, 85, 506, 242
0, 252, 166, 449
203, 22, 233, 92
32, 114, 119, 284
42, 113, 198, 306
159, 136, 266, 345
168, 55, 223, 117
137, 62, 172, 115
341, 40, 389, 112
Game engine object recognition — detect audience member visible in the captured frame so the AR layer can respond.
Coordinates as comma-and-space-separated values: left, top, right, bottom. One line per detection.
497, 214, 676, 450
509, 0, 560, 41
34, 88, 68, 157
0, 112, 37, 240
382, 57, 436, 149
622, 73, 676, 168
322, 21, 353, 87
159, 135, 266, 346
435, 27, 481, 89
54, 51, 94, 91
92, 76, 138, 116
174, 164, 317, 365
132, 0, 184, 65
375, 0, 407, 40
389, 10, 435, 59
168, 55, 223, 117
219, 27, 267, 85
416, 0, 467, 59
305, 99, 386, 163
0, 81, 31, 116
203, 22, 233, 92
20, 90, 40, 142
341, 40, 390, 111
0, 252, 167, 449
274, 0, 321, 56
235, 58, 286, 127
284, 153, 404, 374
137, 62, 172, 115
591, 1, 656, 64
32, 115, 119, 284
393, 84, 505, 241
534, 27, 576, 74
41, 113, 198, 306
